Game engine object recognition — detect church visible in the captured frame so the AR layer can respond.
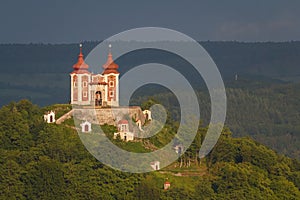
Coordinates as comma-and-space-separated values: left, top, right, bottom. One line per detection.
70, 44, 119, 107
67, 44, 147, 131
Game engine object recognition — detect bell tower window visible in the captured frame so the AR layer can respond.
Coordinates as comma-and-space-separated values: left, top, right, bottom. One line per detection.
109, 81, 114, 87
83, 81, 88, 87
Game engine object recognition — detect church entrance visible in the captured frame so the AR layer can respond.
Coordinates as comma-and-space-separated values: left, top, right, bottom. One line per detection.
95, 91, 102, 106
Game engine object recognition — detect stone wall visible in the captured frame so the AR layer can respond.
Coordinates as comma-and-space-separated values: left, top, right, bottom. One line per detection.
72, 106, 145, 126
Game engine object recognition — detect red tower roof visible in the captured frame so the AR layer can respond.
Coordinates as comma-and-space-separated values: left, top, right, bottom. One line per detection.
118, 119, 129, 124
71, 44, 90, 74
102, 45, 119, 75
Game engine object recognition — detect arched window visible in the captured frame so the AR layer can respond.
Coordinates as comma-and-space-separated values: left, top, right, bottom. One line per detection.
73, 76, 78, 87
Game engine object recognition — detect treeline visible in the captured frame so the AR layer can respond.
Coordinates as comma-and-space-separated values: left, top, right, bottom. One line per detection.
1, 100, 300, 199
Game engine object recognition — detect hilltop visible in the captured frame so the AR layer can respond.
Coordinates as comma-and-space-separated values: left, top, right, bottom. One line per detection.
0, 99, 300, 199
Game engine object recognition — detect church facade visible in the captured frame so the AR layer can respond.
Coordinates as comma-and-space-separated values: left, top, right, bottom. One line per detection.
70, 44, 119, 107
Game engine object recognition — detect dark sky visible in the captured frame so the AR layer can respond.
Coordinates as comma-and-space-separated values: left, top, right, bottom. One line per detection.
1, 0, 300, 43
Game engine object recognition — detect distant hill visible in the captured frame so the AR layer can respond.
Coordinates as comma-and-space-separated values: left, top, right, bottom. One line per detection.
201, 41, 300, 82
1, 41, 300, 77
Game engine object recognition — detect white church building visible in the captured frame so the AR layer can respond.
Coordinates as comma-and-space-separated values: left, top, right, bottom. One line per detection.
70, 44, 119, 107
114, 119, 134, 141
44, 111, 55, 123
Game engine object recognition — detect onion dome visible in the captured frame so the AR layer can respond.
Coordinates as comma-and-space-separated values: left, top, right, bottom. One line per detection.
102, 44, 119, 75
71, 44, 90, 74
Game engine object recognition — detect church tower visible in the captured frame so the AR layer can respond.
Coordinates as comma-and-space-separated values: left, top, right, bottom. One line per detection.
101, 45, 119, 107
70, 44, 91, 105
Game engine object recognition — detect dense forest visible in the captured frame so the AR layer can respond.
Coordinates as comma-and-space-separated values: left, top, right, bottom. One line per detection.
1, 100, 300, 199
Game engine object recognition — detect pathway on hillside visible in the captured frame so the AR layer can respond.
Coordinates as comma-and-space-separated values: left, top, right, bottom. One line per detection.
56, 109, 73, 124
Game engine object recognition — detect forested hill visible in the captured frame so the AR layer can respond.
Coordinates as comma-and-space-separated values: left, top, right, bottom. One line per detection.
1, 41, 300, 80
131, 82, 300, 160
202, 41, 300, 81
1, 100, 300, 199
